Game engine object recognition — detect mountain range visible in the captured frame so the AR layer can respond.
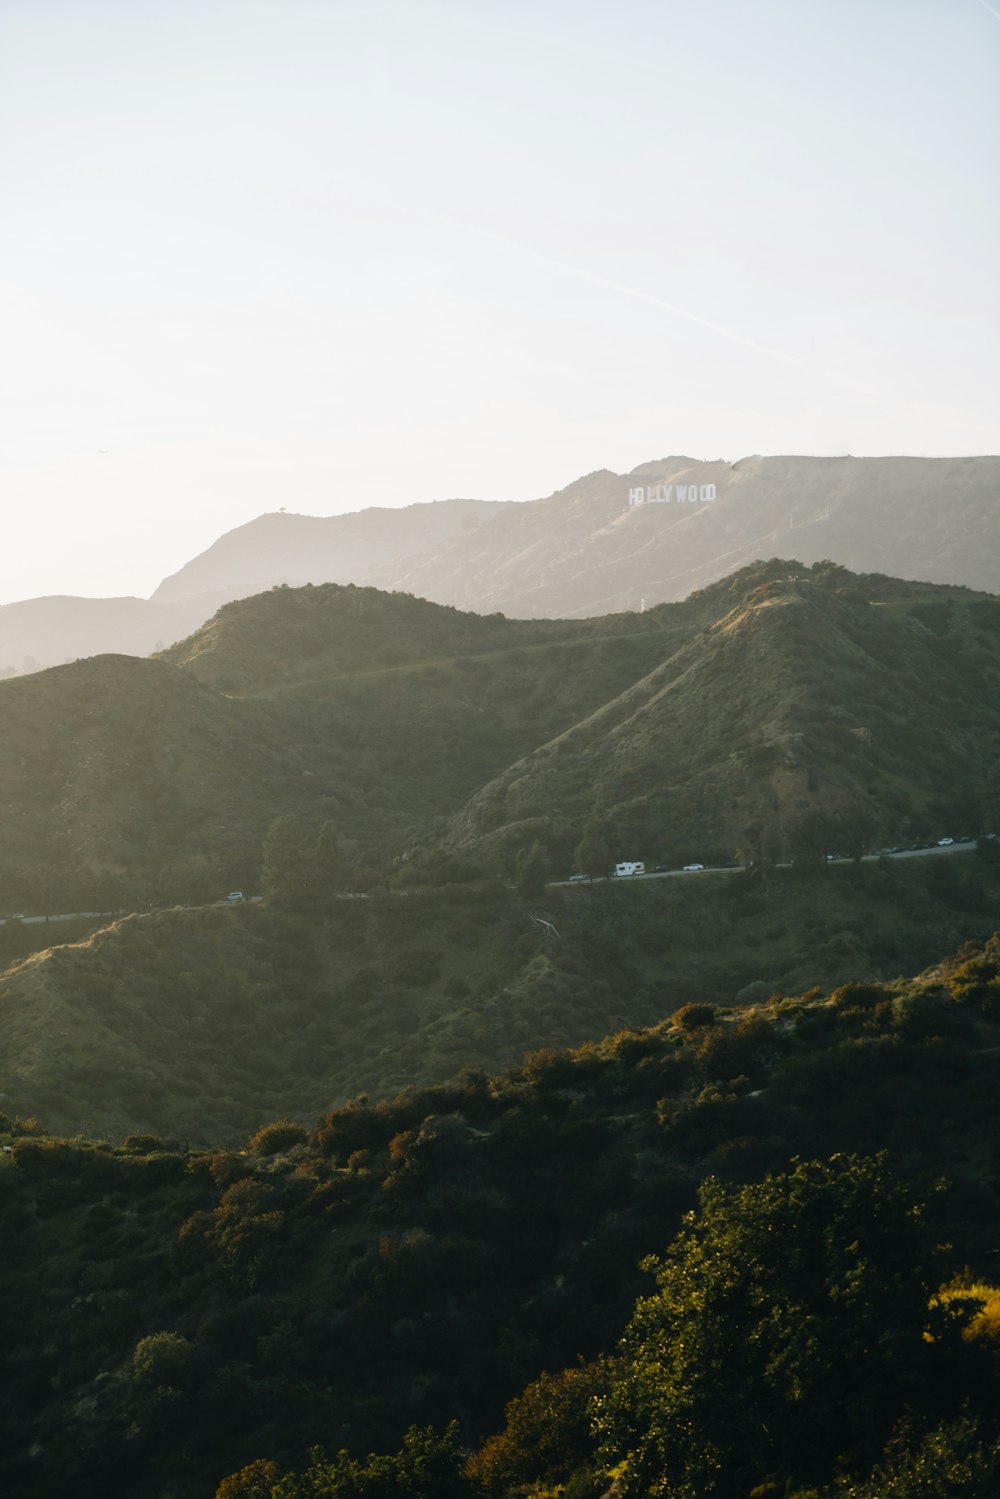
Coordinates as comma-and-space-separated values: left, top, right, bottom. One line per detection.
4, 454, 997, 672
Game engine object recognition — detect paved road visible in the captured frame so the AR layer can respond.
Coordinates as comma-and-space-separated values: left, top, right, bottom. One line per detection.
550, 838, 990, 888
0, 840, 992, 920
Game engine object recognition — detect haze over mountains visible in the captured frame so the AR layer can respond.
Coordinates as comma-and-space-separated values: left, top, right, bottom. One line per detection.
4, 454, 997, 673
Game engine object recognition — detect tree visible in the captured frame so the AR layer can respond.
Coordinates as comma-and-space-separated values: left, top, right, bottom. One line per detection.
314, 820, 343, 894
786, 807, 837, 876
575, 824, 612, 880
271, 1424, 472, 1498
517, 841, 549, 900
262, 815, 308, 906
834, 798, 879, 863
469, 1361, 610, 1496
593, 1155, 963, 1497
216, 1460, 281, 1499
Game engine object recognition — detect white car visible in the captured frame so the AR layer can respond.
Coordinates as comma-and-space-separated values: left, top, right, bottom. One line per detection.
936, 838, 954, 847
683, 863, 705, 872
226, 891, 247, 902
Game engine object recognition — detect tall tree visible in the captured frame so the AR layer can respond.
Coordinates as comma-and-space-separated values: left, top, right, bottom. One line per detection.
314, 820, 343, 894
261, 814, 308, 906
575, 824, 611, 881
517, 841, 549, 900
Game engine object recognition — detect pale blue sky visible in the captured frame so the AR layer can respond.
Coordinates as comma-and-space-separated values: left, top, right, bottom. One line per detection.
1, 0, 997, 601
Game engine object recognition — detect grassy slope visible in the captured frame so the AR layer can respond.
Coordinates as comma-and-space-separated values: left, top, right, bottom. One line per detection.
2, 850, 999, 1142
448, 568, 1000, 868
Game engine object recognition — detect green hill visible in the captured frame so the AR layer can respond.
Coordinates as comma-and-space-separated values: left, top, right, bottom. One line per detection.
446, 563, 1000, 871
3, 848, 1000, 1142
2, 564, 998, 920
4, 931, 1000, 1498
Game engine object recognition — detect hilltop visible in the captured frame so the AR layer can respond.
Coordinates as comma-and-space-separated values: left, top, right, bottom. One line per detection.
4, 454, 997, 671
378, 454, 1000, 617
447, 561, 1000, 870
1, 563, 998, 916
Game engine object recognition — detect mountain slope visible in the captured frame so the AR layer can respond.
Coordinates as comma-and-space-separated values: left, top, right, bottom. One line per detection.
0, 588, 243, 677
445, 562, 1000, 869
152, 497, 502, 602
2, 565, 999, 915
5, 455, 997, 672
2, 849, 1000, 1141
375, 454, 1000, 616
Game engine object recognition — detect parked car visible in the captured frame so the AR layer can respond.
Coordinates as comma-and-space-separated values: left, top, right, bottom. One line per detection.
936, 838, 954, 847
683, 863, 705, 872
226, 891, 247, 902
569, 873, 587, 881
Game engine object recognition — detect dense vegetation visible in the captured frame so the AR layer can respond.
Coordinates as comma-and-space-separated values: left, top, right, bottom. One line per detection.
4, 933, 1000, 1497
6, 560, 1000, 1496
3, 847, 1000, 1141
2, 562, 999, 917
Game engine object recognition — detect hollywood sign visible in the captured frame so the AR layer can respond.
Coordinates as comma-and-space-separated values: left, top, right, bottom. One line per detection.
628, 483, 716, 506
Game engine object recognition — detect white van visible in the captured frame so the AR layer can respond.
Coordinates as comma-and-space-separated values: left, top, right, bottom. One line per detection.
614, 861, 645, 877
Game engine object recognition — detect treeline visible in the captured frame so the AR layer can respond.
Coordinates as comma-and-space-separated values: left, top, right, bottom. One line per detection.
4, 936, 1000, 1496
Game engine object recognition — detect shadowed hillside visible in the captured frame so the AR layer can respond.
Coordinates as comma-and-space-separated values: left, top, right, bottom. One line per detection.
446, 562, 1000, 870
3, 849, 1000, 1141
2, 564, 999, 917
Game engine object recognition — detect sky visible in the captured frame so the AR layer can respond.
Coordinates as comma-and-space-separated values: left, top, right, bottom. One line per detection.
1, 0, 998, 602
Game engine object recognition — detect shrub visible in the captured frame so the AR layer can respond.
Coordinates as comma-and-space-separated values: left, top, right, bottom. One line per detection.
673, 1003, 716, 1032
132, 1331, 196, 1391
248, 1121, 309, 1156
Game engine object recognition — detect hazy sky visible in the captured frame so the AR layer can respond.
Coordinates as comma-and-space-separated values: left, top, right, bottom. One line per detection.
2, 0, 997, 602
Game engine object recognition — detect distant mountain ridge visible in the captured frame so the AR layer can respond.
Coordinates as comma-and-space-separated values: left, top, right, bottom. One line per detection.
2, 455, 996, 671
151, 496, 500, 602
372, 454, 1000, 617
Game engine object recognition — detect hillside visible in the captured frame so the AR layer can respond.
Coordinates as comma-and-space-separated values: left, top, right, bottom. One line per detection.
0, 499, 499, 673
375, 454, 1000, 617
4, 932, 1000, 1498
2, 849, 1000, 1141
4, 455, 998, 672
152, 497, 502, 603
0, 583, 695, 910
446, 562, 1000, 870
2, 565, 999, 917
0, 589, 241, 677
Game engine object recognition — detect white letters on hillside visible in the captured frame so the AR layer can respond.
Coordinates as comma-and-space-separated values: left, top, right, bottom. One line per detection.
627, 483, 716, 506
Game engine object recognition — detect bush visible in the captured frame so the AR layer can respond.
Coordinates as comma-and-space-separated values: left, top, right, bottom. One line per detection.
216, 1460, 281, 1499
248, 1121, 309, 1156
132, 1331, 196, 1391
673, 1003, 716, 1032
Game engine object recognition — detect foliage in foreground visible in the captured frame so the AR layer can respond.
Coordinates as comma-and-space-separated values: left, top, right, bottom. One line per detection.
4, 935, 1000, 1497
